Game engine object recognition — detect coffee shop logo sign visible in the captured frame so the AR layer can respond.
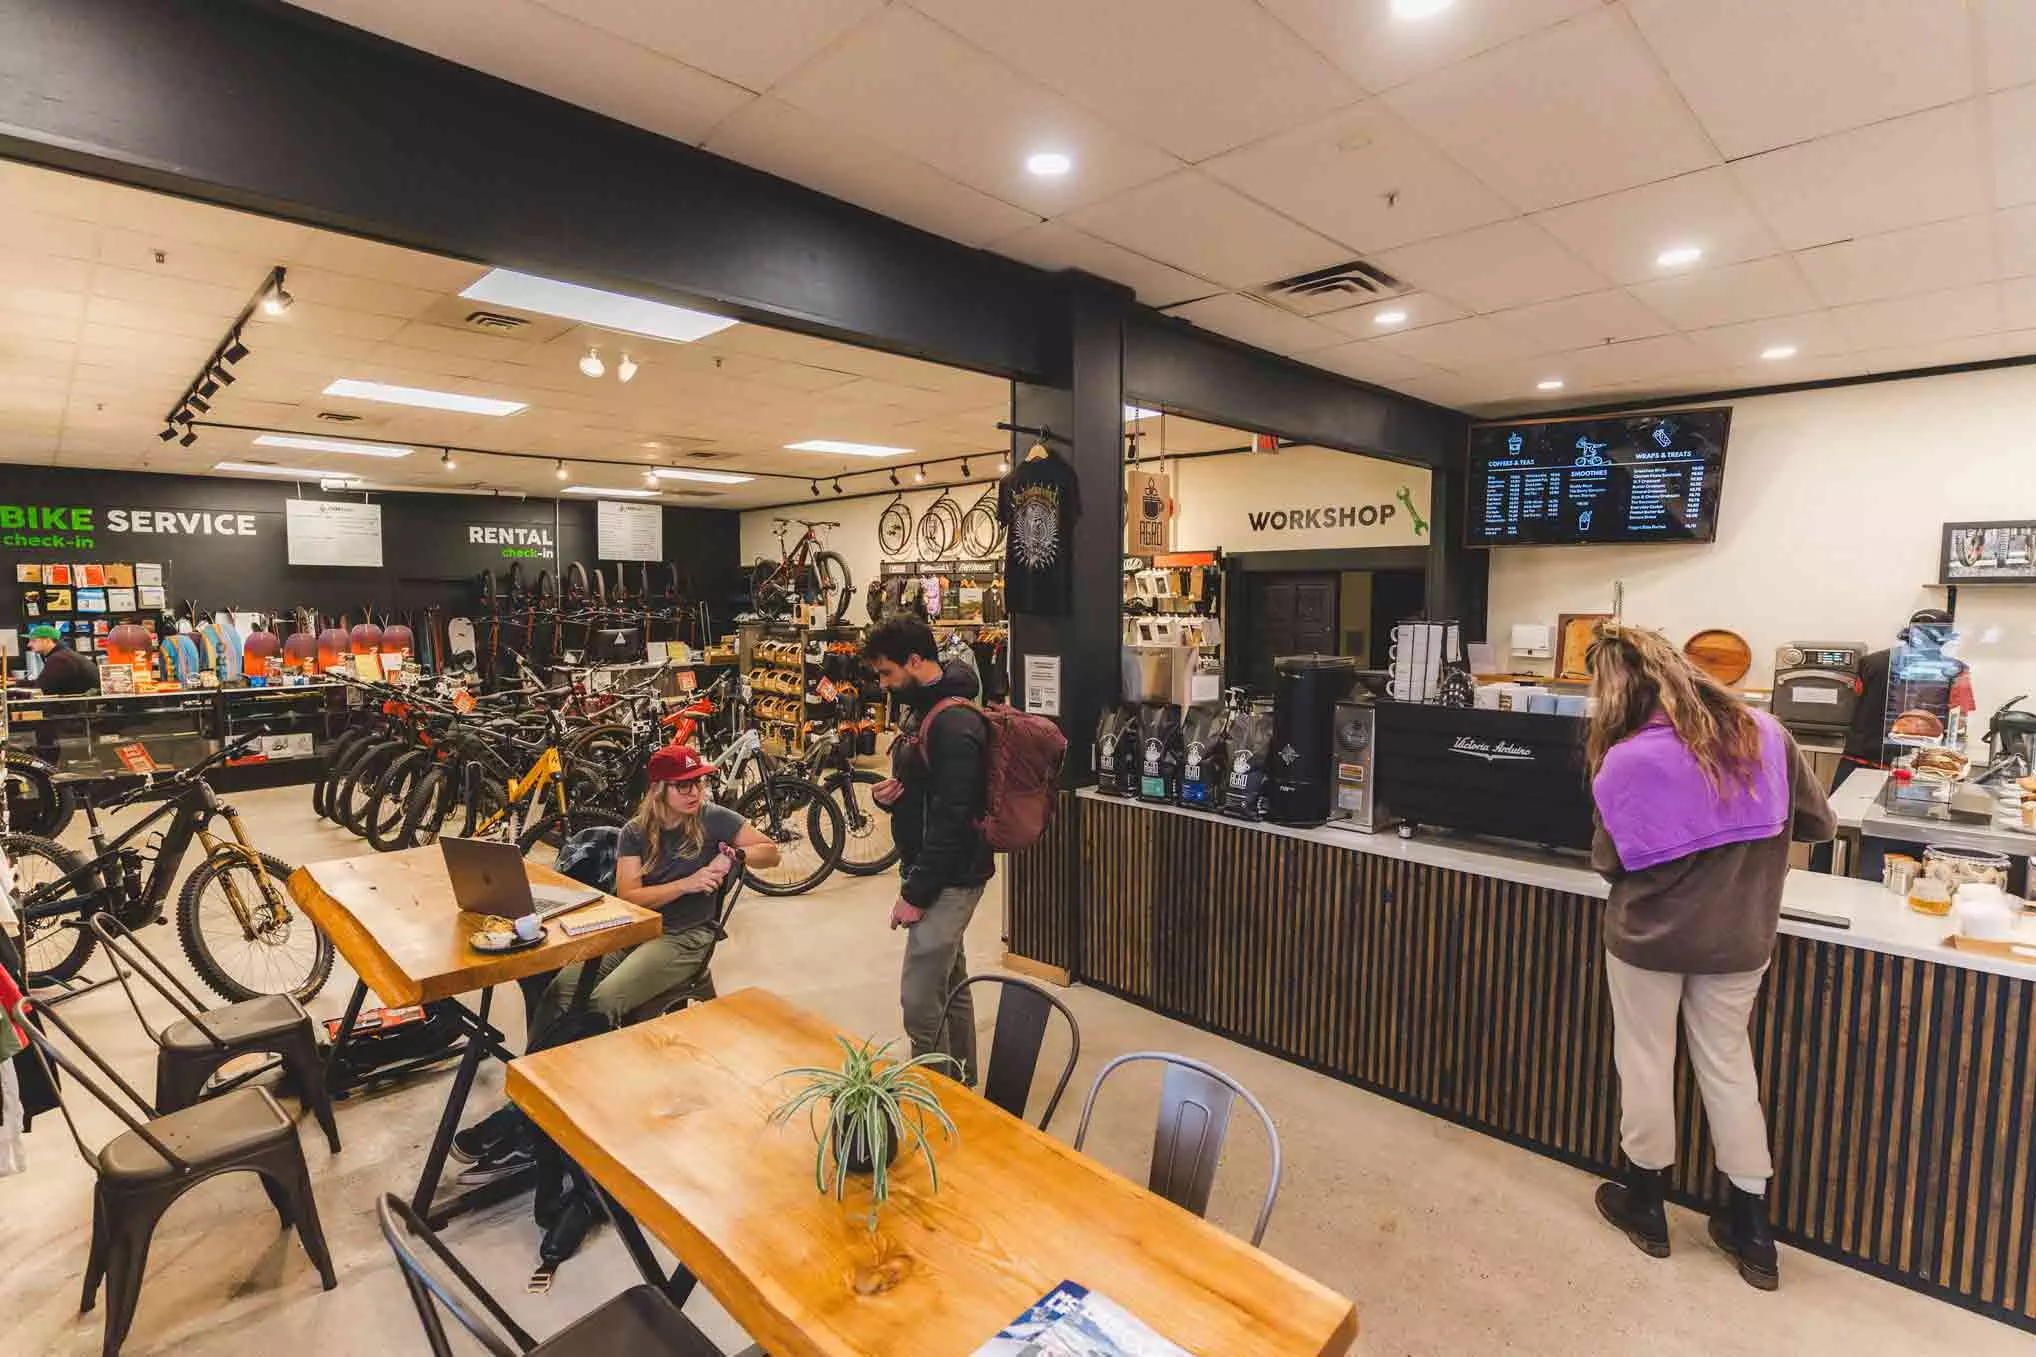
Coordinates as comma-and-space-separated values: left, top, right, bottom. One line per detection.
1451, 736, 1533, 764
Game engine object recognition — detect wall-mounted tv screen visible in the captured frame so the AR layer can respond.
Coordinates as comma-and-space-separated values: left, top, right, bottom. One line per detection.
1465, 407, 1731, 547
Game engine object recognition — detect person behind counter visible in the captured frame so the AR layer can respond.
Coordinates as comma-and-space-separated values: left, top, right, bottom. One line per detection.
1585, 622, 1836, 1291
10, 625, 98, 697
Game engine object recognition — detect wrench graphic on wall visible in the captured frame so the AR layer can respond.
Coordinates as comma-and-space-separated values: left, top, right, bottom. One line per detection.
1397, 485, 1428, 536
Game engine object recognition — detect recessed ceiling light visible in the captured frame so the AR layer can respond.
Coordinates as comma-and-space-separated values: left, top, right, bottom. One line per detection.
1536, 379, 1565, 391
1373, 309, 1409, 327
460, 268, 738, 344
324, 379, 526, 416
253, 434, 412, 458
1655, 244, 1704, 269
1026, 151, 1073, 177
562, 485, 662, 498
652, 467, 754, 485
784, 439, 911, 457
1392, 0, 1455, 18
1760, 344, 1799, 360
1124, 405, 1161, 421
215, 461, 358, 481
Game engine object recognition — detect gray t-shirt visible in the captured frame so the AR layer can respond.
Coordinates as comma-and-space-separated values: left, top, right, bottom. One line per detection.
618, 803, 746, 933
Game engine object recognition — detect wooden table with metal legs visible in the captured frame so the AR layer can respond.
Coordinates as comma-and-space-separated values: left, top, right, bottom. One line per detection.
289, 844, 659, 1224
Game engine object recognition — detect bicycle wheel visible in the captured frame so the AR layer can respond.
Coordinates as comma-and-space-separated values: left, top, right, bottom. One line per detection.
877, 496, 914, 557
1, 831, 95, 981
336, 740, 404, 836
960, 492, 1003, 558
812, 550, 854, 626
364, 748, 434, 851
5, 750, 75, 839
750, 559, 790, 618
735, 776, 844, 896
460, 770, 514, 841
312, 725, 375, 821
827, 768, 899, 877
177, 848, 334, 1002
398, 765, 460, 848
918, 493, 961, 558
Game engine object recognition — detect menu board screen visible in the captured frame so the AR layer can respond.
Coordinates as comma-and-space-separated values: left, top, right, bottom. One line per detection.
1465, 408, 1731, 547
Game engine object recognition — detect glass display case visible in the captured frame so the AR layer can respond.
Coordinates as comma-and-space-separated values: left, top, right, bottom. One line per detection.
4, 683, 344, 780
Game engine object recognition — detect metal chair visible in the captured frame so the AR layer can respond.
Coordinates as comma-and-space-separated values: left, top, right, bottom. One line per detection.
86, 913, 340, 1152
17, 1005, 336, 1357
376, 1194, 720, 1356
1073, 1051, 1284, 1246
933, 973, 1081, 1130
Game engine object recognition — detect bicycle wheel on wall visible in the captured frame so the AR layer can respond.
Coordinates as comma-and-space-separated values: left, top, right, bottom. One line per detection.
877, 495, 914, 557
959, 490, 1003, 558
918, 493, 961, 558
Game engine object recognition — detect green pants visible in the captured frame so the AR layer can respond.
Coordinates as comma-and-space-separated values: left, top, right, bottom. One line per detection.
527, 924, 717, 1045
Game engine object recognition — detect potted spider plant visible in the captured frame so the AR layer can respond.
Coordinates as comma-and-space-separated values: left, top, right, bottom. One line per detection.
769, 1036, 959, 1230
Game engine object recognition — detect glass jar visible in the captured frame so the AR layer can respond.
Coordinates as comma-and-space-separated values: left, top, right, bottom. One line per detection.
1922, 844, 2012, 893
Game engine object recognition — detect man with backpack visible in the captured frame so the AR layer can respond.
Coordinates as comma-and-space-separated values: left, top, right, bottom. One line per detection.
866, 616, 996, 1083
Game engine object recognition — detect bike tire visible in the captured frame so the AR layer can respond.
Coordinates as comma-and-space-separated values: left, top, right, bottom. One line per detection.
460, 771, 512, 841
5, 750, 76, 839
960, 496, 1002, 558
735, 776, 844, 897
398, 765, 457, 848
751, 559, 790, 618
918, 495, 961, 558
364, 748, 433, 852
311, 727, 371, 821
0, 831, 95, 981
827, 768, 901, 877
877, 497, 914, 558
335, 740, 404, 836
813, 550, 854, 626
177, 849, 334, 1003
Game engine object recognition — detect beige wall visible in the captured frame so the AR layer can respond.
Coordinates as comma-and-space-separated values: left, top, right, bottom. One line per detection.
1167, 445, 1432, 553
1484, 364, 2036, 745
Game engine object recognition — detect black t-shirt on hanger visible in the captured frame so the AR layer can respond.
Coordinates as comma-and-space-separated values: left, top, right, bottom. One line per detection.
997, 452, 1081, 615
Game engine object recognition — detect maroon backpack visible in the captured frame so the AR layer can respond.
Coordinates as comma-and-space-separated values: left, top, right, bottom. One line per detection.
912, 698, 1068, 851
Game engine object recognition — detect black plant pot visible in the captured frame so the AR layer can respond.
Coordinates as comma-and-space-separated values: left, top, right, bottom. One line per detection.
834, 1120, 903, 1176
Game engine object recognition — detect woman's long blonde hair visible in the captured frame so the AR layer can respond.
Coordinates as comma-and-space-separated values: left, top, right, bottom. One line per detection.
1585, 621, 1763, 793
631, 781, 706, 865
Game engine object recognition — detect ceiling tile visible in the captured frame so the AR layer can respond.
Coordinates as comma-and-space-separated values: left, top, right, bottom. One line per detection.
1531, 167, 1779, 286
1992, 85, 2036, 209
1319, 292, 1469, 340
2003, 276, 2036, 330
285, 0, 754, 145
283, 267, 445, 320
1159, 293, 1351, 356
1999, 206, 2036, 277
909, 0, 1362, 162
1489, 289, 1672, 351
705, 97, 1040, 248
1063, 172, 1350, 290
0, 209, 101, 262
1855, 327, 2036, 375
987, 222, 1217, 308
1200, 100, 1515, 253
1383, 8, 1718, 213
1686, 311, 1848, 366
1976, 0, 2036, 92
1732, 101, 1990, 250
1828, 284, 2004, 350
1795, 215, 1999, 308
0, 160, 110, 221
1629, 255, 1821, 330
1627, 0, 1974, 159
291, 233, 488, 292
530, 0, 882, 92
1258, 0, 1601, 95
1371, 219, 1606, 314
771, 6, 1181, 216
1371, 315, 1551, 371
1301, 340, 1447, 388
1553, 333, 1713, 386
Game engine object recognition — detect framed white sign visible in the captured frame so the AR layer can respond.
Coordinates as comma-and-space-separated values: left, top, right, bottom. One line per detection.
285, 499, 383, 567
597, 499, 663, 561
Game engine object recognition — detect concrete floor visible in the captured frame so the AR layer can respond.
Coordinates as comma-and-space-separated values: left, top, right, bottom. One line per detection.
2, 784, 2027, 1356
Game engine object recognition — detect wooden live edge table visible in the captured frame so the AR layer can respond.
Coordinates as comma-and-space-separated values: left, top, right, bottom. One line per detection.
288, 844, 660, 1224
507, 987, 1359, 1357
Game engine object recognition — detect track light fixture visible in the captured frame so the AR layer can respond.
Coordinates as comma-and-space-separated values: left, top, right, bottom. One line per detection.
157, 425, 177, 442
187, 393, 211, 414
960, 458, 971, 478
165, 268, 287, 447
832, 478, 843, 495
913, 465, 926, 483
810, 479, 820, 498
178, 428, 198, 447
617, 353, 638, 383
579, 347, 605, 379
222, 333, 249, 365
998, 454, 1011, 474
210, 363, 235, 386
441, 448, 457, 471
889, 468, 900, 487
173, 408, 193, 426
260, 275, 293, 315
196, 376, 219, 400
557, 460, 570, 481
643, 467, 659, 487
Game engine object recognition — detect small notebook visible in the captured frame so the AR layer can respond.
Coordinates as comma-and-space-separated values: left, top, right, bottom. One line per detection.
559, 911, 635, 938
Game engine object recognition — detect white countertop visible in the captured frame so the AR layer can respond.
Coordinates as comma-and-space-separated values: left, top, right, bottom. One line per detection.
1827, 768, 1886, 832
1077, 788, 2036, 981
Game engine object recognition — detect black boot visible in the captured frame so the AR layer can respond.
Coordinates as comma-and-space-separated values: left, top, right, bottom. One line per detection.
1708, 1185, 1779, 1291
1595, 1162, 1670, 1258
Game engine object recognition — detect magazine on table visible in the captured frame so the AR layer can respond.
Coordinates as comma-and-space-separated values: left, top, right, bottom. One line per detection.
973, 1281, 1189, 1356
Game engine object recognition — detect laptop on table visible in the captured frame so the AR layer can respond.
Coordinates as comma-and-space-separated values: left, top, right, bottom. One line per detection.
440, 837, 603, 919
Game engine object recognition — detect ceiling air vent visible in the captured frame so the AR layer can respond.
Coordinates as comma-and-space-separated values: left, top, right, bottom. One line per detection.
1249, 258, 1409, 318
464, 309, 529, 332
316, 411, 363, 423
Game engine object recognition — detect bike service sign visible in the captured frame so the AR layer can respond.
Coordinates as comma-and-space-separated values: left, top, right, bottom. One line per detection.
1169, 447, 1430, 551
0, 500, 260, 550
467, 522, 557, 561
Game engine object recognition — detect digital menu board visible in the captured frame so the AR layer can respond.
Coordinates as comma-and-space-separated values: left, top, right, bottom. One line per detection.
1465, 408, 1731, 547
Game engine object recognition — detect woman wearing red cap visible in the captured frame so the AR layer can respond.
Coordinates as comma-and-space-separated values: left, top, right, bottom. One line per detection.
527, 744, 777, 1038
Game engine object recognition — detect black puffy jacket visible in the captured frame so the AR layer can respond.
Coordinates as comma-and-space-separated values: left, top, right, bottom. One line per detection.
888, 660, 994, 909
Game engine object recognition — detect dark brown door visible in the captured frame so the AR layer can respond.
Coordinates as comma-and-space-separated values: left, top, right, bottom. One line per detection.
1246, 573, 1338, 689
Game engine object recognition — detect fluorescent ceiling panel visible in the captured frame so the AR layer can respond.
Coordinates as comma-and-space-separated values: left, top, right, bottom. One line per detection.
214, 461, 360, 480
784, 439, 912, 456
562, 485, 663, 498
323, 378, 527, 416
460, 268, 740, 343
652, 467, 756, 484
252, 433, 412, 458
1125, 404, 1162, 420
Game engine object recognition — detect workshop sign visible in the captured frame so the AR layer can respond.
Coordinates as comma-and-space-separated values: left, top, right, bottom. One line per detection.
1171, 446, 1430, 551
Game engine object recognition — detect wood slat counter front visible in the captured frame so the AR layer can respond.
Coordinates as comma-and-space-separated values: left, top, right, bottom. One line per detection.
1006, 788, 2036, 1335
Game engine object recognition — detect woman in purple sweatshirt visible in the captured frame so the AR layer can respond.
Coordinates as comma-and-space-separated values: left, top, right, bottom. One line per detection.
1586, 623, 1835, 1290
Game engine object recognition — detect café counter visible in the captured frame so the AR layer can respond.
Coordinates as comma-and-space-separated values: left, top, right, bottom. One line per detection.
1006, 788, 2036, 1332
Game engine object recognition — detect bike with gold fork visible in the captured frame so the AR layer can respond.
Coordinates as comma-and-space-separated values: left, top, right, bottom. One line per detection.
0, 730, 334, 1002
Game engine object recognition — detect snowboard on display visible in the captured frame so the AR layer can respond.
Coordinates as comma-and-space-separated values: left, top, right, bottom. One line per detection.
446, 616, 478, 677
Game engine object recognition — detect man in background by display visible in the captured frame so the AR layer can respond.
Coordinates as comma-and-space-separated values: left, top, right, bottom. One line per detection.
863, 616, 992, 1083
11, 625, 97, 698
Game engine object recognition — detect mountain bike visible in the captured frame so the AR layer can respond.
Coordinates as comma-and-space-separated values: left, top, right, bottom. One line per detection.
750, 518, 852, 624
5, 748, 76, 838
792, 717, 897, 877
2, 732, 333, 1002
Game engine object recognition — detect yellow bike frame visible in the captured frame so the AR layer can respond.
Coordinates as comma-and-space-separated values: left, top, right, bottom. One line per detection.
472, 745, 566, 839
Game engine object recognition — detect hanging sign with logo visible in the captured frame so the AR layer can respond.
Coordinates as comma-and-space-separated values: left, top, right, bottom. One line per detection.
1125, 469, 1173, 557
